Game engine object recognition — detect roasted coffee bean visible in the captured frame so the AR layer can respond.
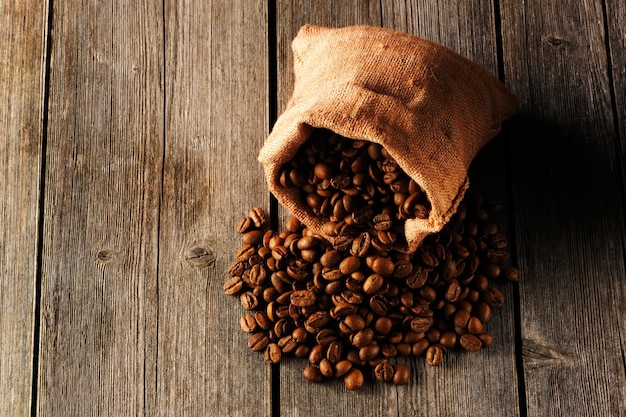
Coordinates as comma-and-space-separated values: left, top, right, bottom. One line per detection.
369, 294, 389, 316
351, 232, 371, 257
305, 311, 331, 332
411, 316, 433, 333
237, 216, 254, 233
363, 273, 385, 294
439, 331, 457, 349
411, 339, 429, 357
426, 345, 444, 366
468, 317, 483, 334
445, 279, 462, 302
374, 361, 395, 382
483, 287, 505, 308
240, 314, 257, 333
358, 343, 380, 362
506, 266, 521, 283
334, 360, 353, 378
316, 328, 338, 346
303, 365, 323, 383
393, 363, 410, 385
248, 332, 269, 352
343, 368, 364, 390
371, 257, 395, 276
240, 291, 258, 310
319, 358, 333, 377
264, 343, 282, 364
453, 309, 471, 330
460, 334, 482, 352
278, 335, 298, 353
339, 256, 361, 275
326, 341, 344, 363
248, 207, 266, 228
223, 276, 244, 295
343, 314, 366, 333
352, 328, 374, 348
291, 290, 316, 307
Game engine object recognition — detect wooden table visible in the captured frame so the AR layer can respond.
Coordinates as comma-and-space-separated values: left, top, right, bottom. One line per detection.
2, 1, 625, 416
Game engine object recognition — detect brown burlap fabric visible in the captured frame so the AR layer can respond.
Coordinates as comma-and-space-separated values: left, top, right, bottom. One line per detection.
258, 25, 518, 252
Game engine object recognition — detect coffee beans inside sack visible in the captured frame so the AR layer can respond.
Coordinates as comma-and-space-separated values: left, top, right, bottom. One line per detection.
258, 25, 518, 252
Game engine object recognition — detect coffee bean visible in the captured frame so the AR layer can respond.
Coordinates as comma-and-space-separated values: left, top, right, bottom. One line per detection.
439, 331, 457, 349
350, 232, 371, 257
358, 342, 380, 362
483, 287, 505, 308
291, 290, 316, 307
426, 345, 444, 366
339, 256, 361, 275
305, 311, 331, 332
411, 316, 433, 333
460, 334, 482, 352
248, 332, 269, 352
373, 317, 393, 336
478, 332, 493, 348
343, 314, 366, 333
369, 294, 389, 316
223, 276, 244, 295
506, 266, 521, 283
343, 368, 364, 390
374, 361, 395, 382
240, 291, 258, 310
352, 328, 374, 348
363, 273, 385, 294
392, 363, 410, 385
303, 365, 323, 383
239, 314, 257, 333
278, 335, 298, 353
467, 317, 483, 334
334, 360, 353, 378
264, 343, 282, 364
237, 216, 254, 233
371, 257, 395, 276
248, 207, 266, 228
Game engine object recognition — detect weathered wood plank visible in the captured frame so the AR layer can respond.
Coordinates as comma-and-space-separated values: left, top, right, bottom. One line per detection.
606, 2, 626, 175
274, 1, 519, 415
37, 1, 164, 415
0, 1, 48, 415
500, 0, 626, 415
380, 2, 521, 416
157, 1, 271, 415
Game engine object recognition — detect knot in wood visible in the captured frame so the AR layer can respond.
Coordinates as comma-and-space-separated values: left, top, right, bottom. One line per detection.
96, 249, 116, 263
185, 245, 216, 268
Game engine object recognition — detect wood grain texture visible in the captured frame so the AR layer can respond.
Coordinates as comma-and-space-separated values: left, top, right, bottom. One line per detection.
37, 0, 164, 415
606, 1, 626, 181
381, 2, 520, 416
158, 1, 271, 416
500, 0, 626, 415
0, 1, 48, 415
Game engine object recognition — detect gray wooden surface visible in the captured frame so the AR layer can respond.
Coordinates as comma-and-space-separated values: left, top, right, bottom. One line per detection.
1, 1, 625, 416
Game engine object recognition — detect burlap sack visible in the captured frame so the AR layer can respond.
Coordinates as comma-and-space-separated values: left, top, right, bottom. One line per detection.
258, 24, 518, 252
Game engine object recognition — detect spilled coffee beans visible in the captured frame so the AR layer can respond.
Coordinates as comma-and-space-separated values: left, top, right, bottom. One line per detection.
225, 196, 519, 389
224, 136, 519, 390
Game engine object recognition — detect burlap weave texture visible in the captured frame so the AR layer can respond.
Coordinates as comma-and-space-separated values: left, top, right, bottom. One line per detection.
258, 24, 518, 252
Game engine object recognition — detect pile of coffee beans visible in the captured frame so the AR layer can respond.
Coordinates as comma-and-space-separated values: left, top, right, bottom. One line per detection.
278, 129, 432, 250
224, 194, 519, 390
